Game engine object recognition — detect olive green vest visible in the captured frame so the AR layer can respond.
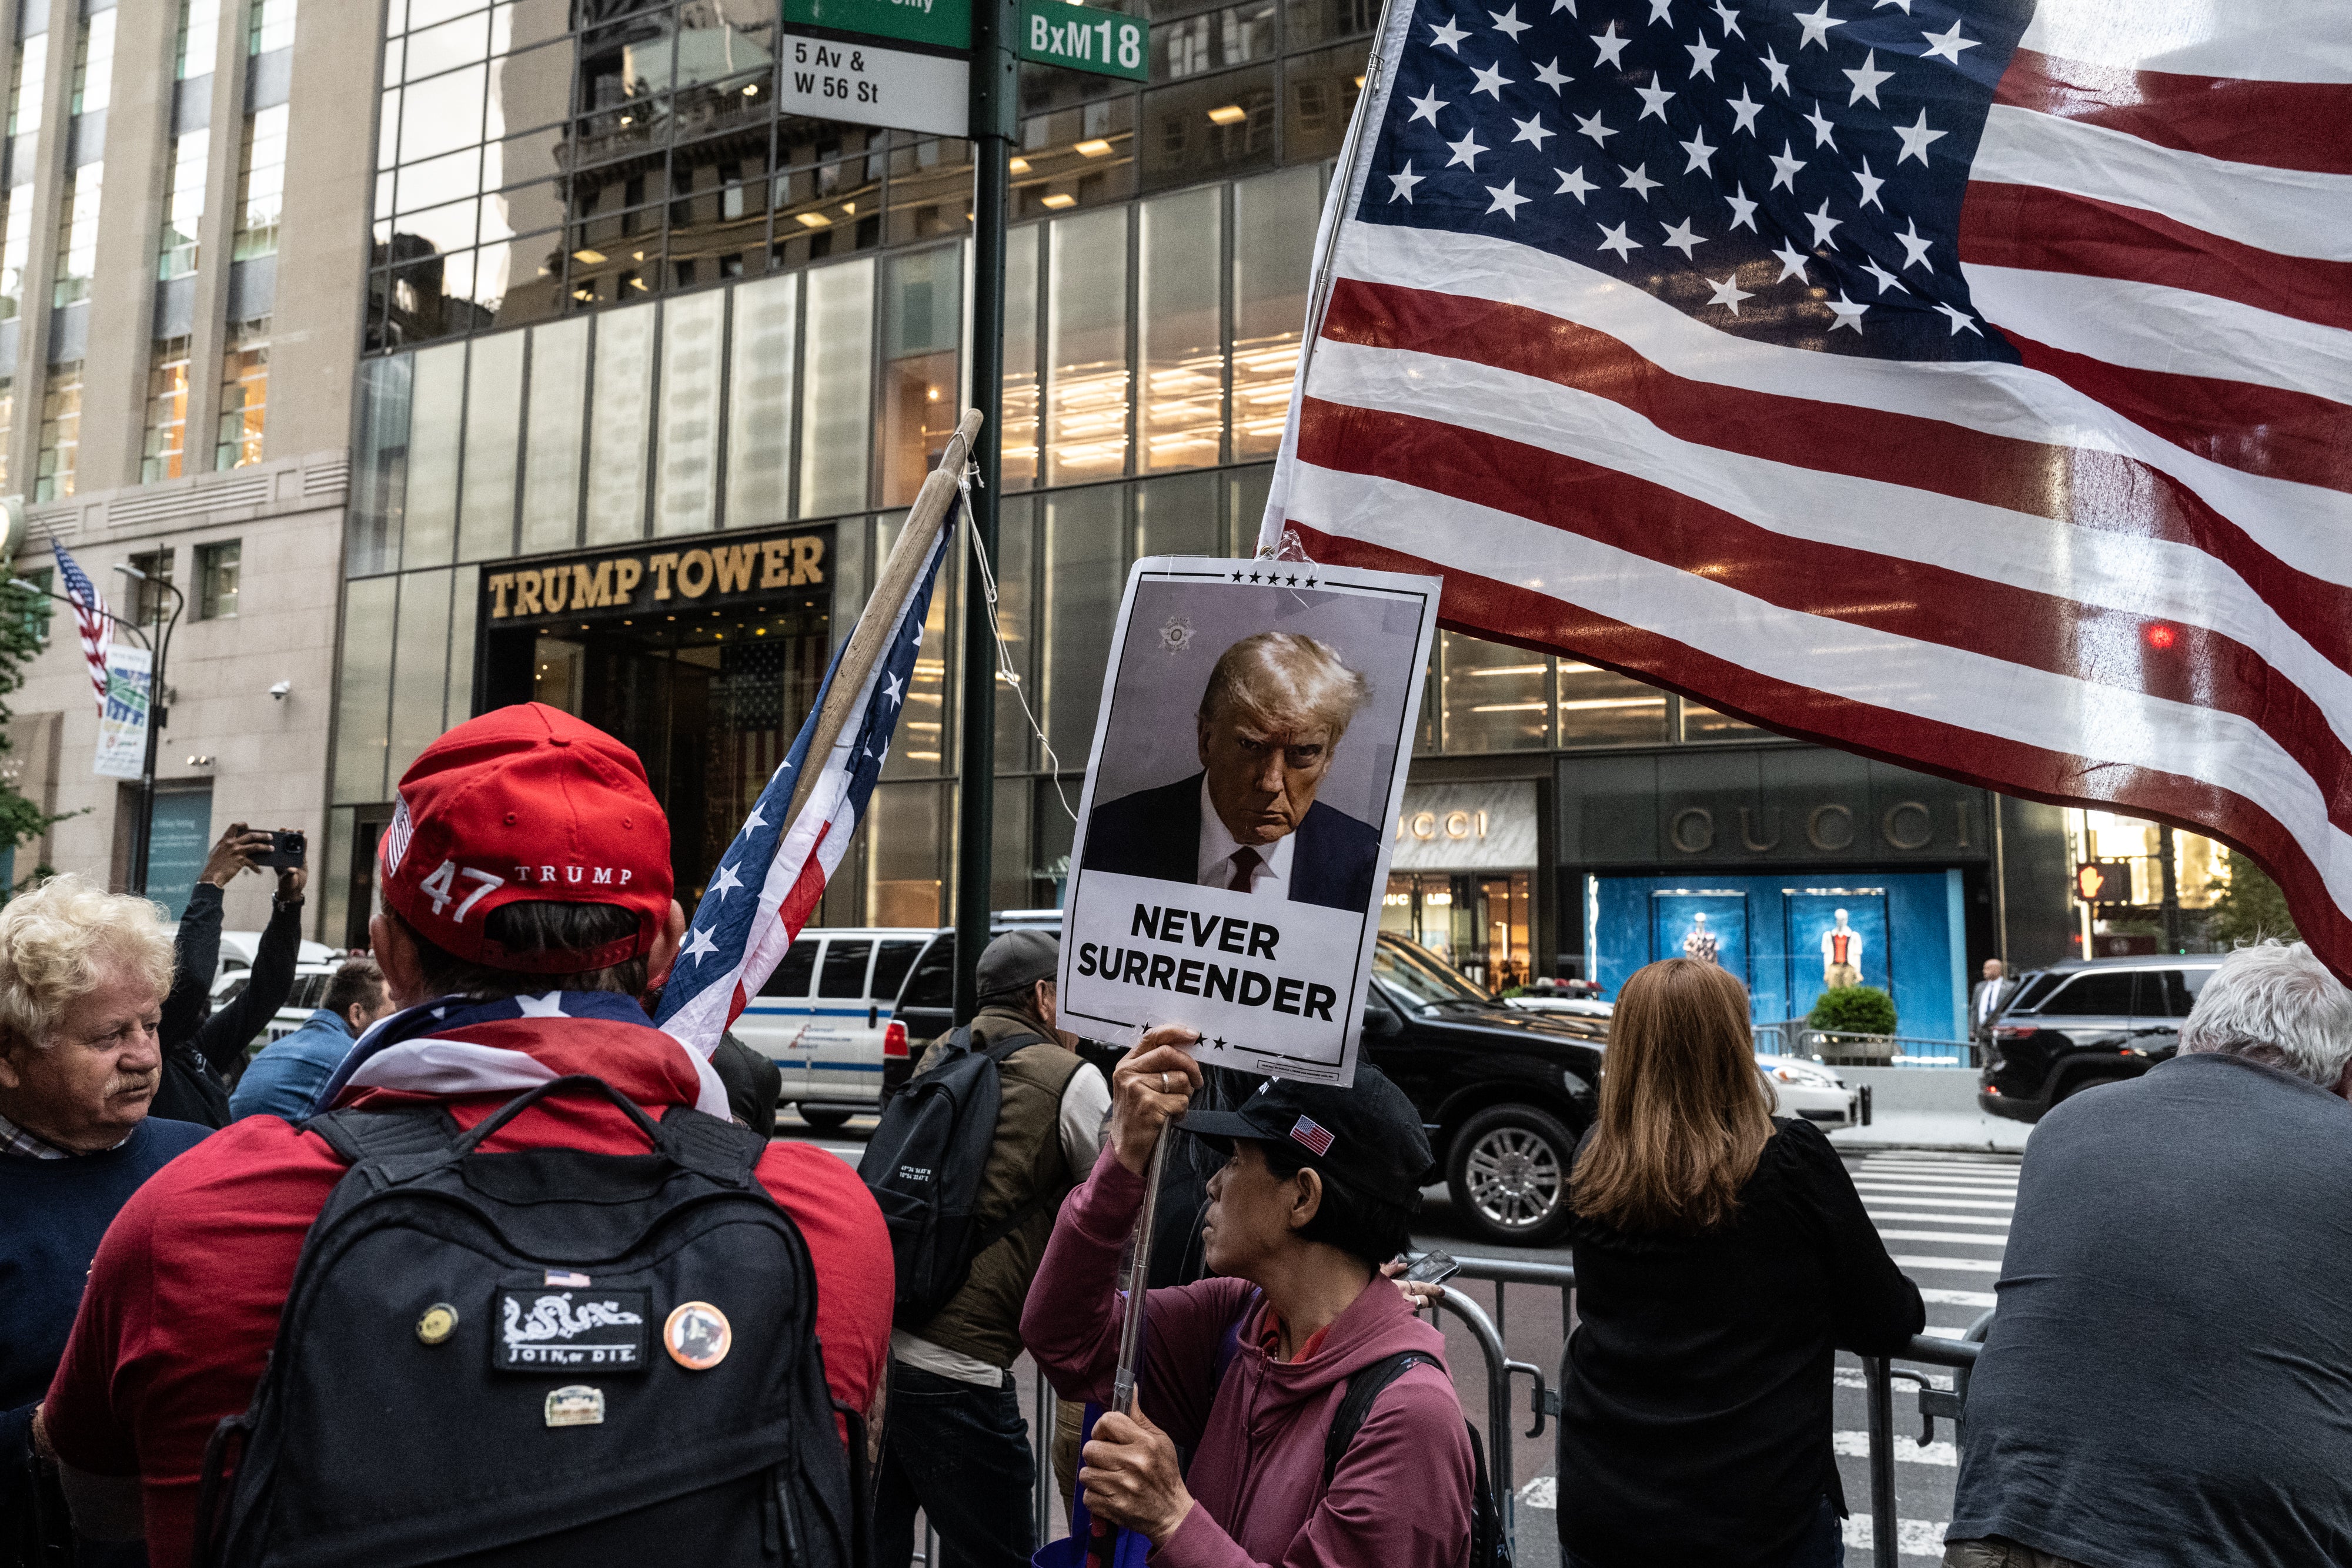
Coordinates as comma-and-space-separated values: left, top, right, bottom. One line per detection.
907, 1007, 1088, 1369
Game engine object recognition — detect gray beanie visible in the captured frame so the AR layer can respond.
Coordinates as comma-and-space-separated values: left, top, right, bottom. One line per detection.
977, 929, 1060, 999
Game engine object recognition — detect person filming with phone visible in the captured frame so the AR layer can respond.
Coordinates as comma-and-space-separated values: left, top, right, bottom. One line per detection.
1020, 1029, 1479, 1568
148, 823, 309, 1129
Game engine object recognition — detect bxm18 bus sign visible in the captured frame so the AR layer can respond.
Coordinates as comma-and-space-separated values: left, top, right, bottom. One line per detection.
1017, 0, 1148, 81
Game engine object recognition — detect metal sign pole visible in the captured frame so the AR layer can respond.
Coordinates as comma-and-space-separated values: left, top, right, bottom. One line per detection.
954, 0, 1015, 1025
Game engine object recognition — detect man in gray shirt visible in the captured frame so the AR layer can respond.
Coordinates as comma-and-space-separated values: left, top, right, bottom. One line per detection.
1946, 940, 2352, 1568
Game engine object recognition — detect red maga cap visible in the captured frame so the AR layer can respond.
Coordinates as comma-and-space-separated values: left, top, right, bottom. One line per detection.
379, 703, 671, 973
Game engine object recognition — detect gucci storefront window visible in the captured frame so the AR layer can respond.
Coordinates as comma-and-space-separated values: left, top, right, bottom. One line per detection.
1380, 781, 1538, 991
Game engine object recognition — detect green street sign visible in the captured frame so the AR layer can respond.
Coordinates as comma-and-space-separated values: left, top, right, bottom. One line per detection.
783, 0, 971, 52
1017, 0, 1147, 80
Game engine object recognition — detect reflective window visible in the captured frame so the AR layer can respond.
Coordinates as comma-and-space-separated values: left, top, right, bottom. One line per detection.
388, 569, 455, 782
196, 541, 241, 620
1441, 632, 1551, 752
723, 270, 796, 530
0, 185, 30, 319
458, 327, 524, 558
2038, 971, 2136, 1017
143, 337, 193, 483
519, 317, 587, 552
1001, 222, 1040, 490
249, 0, 296, 56
818, 938, 871, 998
762, 938, 816, 997
871, 938, 924, 1001
1046, 207, 1128, 485
993, 494, 1034, 771
216, 319, 270, 470
177, 0, 222, 81
878, 245, 961, 507
404, 342, 466, 566
234, 106, 290, 262
53, 165, 102, 308
159, 133, 206, 279
867, 780, 945, 926
1231, 165, 1315, 457
35, 363, 81, 503
586, 305, 653, 541
0, 377, 14, 496
1139, 186, 1222, 472
71, 10, 113, 117
350, 355, 413, 576
1681, 700, 1769, 742
1041, 484, 1124, 753
1142, 64, 1277, 192
1284, 42, 1367, 165
798, 259, 873, 518
1558, 661, 1669, 745
8, 36, 42, 139
1134, 470, 1220, 559
653, 289, 724, 534
333, 576, 399, 802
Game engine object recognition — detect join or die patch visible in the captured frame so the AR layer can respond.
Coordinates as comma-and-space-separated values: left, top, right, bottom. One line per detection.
493, 1287, 651, 1373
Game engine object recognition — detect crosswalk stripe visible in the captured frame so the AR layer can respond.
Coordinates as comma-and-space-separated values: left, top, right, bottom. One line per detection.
1864, 1208, 2014, 1225
1919, 1324, 1969, 1338
1855, 1192, 2019, 1209
1920, 1286, 1998, 1306
1876, 1228, 2007, 1245
1895, 1253, 2004, 1273
1834, 1430, 1957, 1466
1842, 1513, 1951, 1558
1857, 1164, 2020, 1179
1836, 1365, 1952, 1390
1519, 1476, 1557, 1510
1854, 1179, 2019, 1195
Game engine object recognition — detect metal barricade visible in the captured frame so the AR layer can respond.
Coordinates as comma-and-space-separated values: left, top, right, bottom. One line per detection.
1860, 1312, 1992, 1568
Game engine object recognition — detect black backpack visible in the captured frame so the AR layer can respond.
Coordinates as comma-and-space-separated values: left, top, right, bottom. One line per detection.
1325, 1352, 1512, 1568
857, 1026, 1047, 1326
192, 1075, 861, 1568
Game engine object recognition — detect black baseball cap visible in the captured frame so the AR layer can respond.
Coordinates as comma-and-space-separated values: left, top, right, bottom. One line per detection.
1176, 1065, 1434, 1208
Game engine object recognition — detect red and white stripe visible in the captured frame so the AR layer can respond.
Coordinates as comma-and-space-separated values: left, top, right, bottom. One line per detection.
1264, 1, 2352, 974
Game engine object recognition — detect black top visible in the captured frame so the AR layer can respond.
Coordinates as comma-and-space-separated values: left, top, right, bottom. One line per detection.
1952, 1052, 2352, 1565
149, 882, 306, 1129
1558, 1117, 1923, 1568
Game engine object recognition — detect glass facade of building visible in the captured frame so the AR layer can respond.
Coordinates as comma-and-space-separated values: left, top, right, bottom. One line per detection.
336, 0, 1780, 946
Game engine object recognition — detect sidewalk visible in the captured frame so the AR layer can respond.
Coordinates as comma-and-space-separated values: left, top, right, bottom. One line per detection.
1827, 1067, 2032, 1153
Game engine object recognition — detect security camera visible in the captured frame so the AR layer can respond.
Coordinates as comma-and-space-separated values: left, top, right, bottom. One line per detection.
268, 680, 290, 700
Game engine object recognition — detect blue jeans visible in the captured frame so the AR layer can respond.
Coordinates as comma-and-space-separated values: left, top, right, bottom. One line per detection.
1565, 1494, 1843, 1568
874, 1362, 1038, 1568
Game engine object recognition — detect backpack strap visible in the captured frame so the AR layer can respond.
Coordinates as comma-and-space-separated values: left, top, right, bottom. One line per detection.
953, 1030, 1071, 1261
657, 1102, 767, 1189
302, 1105, 462, 1189
1321, 1351, 1427, 1490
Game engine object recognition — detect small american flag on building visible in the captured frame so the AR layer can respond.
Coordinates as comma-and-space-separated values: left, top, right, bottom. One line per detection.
49, 539, 111, 716
1291, 1114, 1337, 1156
1264, 0, 2352, 972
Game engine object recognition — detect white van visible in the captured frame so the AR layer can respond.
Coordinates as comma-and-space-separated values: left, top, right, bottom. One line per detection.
731, 927, 933, 1129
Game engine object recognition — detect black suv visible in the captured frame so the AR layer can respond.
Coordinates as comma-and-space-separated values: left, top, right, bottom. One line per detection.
886, 926, 1604, 1247
1979, 954, 2223, 1124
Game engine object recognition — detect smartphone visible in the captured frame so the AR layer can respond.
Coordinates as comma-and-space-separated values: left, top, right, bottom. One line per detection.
1403, 1248, 1460, 1286
263, 829, 307, 870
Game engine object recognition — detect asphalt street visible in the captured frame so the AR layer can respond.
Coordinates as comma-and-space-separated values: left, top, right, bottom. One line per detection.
777, 1109, 2017, 1566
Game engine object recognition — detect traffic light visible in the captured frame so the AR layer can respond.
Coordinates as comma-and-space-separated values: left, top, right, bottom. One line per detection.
2076, 860, 2133, 904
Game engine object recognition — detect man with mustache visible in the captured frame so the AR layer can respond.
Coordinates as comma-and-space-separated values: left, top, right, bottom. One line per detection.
0, 875, 209, 1566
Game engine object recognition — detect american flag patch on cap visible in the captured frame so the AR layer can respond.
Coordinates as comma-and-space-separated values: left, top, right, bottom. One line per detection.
1289, 1115, 1334, 1156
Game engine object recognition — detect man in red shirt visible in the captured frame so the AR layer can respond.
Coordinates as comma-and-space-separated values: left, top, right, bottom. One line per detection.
38, 704, 893, 1567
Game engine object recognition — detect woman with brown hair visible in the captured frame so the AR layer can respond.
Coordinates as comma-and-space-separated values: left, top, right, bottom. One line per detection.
1559, 958, 1922, 1568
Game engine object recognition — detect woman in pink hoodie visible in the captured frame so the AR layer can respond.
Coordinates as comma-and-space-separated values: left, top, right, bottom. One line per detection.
1021, 1027, 1475, 1568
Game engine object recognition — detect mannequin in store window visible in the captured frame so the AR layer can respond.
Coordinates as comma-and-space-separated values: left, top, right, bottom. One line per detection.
1681, 914, 1721, 967
1821, 910, 1864, 991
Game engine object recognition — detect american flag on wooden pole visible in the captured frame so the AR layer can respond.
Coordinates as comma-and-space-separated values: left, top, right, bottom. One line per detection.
1261, 0, 2352, 973
49, 539, 112, 716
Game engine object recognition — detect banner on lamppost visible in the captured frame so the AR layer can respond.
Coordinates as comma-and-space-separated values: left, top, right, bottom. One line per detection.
93, 645, 151, 781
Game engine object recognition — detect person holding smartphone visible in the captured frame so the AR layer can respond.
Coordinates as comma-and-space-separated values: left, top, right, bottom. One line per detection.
148, 823, 307, 1128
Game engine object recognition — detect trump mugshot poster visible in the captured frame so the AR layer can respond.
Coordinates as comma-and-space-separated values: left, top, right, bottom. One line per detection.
1056, 557, 1441, 1085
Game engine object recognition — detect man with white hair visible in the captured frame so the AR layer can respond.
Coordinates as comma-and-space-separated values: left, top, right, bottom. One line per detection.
1082, 631, 1382, 912
1944, 940, 2352, 1568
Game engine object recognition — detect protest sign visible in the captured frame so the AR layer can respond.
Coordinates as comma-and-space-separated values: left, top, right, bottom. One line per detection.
1056, 557, 1439, 1084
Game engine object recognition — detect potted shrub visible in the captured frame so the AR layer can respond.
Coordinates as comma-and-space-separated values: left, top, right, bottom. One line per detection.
1808, 985, 1896, 1063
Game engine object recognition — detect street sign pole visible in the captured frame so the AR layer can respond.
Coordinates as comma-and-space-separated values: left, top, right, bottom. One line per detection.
953, 0, 1017, 1024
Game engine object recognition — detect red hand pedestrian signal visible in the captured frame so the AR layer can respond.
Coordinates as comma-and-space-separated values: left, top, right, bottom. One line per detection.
2076, 861, 2131, 904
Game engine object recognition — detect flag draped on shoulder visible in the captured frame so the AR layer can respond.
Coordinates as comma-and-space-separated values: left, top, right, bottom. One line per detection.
656, 497, 958, 1053
1262, 0, 2352, 972
50, 539, 112, 715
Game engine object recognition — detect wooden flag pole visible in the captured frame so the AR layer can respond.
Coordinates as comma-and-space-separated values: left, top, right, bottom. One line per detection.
780, 407, 984, 837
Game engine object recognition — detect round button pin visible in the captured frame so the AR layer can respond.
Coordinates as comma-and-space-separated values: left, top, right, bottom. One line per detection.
664, 1301, 731, 1370
415, 1303, 459, 1345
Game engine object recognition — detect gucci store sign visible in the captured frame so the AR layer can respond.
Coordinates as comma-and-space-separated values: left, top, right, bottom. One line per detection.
1391, 781, 1538, 871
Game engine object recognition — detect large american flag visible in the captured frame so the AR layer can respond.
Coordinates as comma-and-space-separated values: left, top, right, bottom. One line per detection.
656, 500, 956, 1052
49, 539, 111, 714
1263, 0, 2352, 972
